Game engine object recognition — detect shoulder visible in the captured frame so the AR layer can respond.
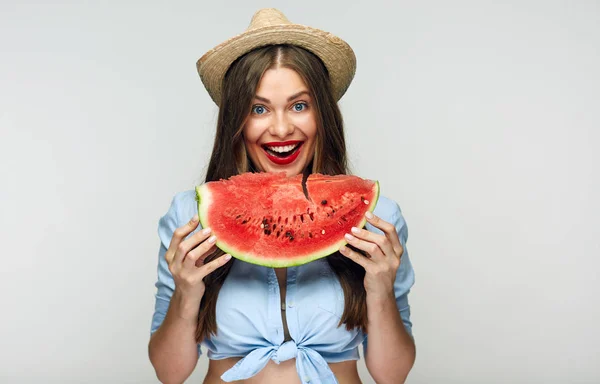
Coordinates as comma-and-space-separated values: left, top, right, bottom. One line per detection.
173, 189, 198, 214
369, 194, 408, 239
162, 189, 198, 227
372, 194, 404, 223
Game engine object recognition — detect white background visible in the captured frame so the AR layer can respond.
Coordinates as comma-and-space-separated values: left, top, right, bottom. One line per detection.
1, 0, 599, 383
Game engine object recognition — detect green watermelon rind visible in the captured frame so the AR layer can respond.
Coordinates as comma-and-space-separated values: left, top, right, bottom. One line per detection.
195, 180, 380, 267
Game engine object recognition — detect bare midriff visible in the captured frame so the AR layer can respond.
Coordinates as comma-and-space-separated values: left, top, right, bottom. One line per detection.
202, 357, 362, 384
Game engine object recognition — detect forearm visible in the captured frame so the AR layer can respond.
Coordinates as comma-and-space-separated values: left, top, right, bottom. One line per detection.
365, 293, 416, 384
148, 289, 202, 384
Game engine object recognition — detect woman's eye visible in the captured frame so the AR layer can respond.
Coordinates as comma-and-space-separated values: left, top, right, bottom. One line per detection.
252, 105, 266, 115
293, 102, 307, 112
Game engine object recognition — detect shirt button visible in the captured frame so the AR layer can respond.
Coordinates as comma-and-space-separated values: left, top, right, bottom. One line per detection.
303, 377, 310, 383
288, 302, 295, 308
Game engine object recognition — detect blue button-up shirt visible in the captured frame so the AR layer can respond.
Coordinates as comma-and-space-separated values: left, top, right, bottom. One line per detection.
151, 190, 415, 384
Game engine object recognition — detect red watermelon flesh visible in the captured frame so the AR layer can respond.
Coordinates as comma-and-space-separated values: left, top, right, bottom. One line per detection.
195, 172, 379, 267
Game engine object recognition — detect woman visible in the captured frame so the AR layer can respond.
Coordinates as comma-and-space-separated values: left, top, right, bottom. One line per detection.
148, 8, 416, 384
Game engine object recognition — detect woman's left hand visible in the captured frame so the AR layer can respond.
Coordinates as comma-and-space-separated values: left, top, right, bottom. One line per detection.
339, 212, 404, 299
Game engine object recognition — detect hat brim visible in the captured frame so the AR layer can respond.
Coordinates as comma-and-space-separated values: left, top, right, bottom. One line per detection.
197, 24, 356, 106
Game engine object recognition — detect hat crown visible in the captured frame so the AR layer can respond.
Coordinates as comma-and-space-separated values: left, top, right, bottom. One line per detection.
248, 8, 291, 30
197, 8, 356, 106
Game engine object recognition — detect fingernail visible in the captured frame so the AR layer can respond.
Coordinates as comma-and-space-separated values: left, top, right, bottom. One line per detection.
365, 211, 374, 219
344, 233, 355, 241
207, 235, 217, 243
201, 227, 211, 235
224, 254, 232, 261
339, 245, 347, 253
191, 214, 199, 222
351, 227, 360, 234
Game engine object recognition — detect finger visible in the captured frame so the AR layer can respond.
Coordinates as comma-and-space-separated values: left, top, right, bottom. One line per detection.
183, 235, 217, 269
166, 215, 200, 264
174, 226, 212, 266
194, 245, 217, 267
197, 254, 233, 279
344, 233, 385, 260
349, 226, 395, 258
364, 212, 403, 256
339, 245, 371, 269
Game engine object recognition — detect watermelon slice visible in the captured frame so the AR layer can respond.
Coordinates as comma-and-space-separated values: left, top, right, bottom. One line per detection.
195, 172, 379, 267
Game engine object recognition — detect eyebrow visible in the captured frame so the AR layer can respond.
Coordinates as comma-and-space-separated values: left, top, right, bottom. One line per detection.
254, 90, 310, 104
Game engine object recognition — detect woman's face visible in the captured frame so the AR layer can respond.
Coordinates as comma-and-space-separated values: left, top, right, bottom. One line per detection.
243, 67, 317, 177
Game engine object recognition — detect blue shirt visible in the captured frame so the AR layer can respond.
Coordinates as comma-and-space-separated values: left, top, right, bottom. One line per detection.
151, 189, 415, 384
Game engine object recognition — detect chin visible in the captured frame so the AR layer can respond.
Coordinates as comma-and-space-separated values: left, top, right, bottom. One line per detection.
251, 147, 311, 176
262, 163, 305, 177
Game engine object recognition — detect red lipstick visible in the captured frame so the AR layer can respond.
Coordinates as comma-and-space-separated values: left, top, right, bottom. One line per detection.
262, 141, 303, 165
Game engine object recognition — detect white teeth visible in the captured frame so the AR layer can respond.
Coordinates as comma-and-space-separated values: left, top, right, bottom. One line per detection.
266, 144, 299, 153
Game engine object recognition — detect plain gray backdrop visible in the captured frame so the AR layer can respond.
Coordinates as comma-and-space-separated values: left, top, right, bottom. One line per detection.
1, 0, 599, 383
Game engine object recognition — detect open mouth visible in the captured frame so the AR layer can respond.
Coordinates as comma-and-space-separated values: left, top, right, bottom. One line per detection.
261, 141, 303, 165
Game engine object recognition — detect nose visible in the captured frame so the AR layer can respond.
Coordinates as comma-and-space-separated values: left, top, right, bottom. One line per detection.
268, 112, 294, 138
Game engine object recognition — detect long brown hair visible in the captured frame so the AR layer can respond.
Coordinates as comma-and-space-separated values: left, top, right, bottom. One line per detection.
196, 45, 367, 342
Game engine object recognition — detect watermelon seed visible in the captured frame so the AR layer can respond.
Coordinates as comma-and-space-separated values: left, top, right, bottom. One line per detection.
321, 229, 326, 235
284, 230, 294, 241
264, 229, 271, 235
361, 196, 365, 202
260, 223, 265, 229
309, 232, 313, 238
321, 200, 327, 205
300, 215, 304, 223
309, 212, 315, 221
341, 216, 347, 222
285, 217, 288, 224
364, 200, 370, 205
337, 220, 342, 225
276, 231, 281, 238
278, 216, 281, 224
242, 219, 248, 224
262, 218, 269, 226
236, 214, 242, 220
272, 224, 277, 230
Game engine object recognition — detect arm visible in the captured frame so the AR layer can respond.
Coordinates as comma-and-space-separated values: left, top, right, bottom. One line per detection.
148, 194, 230, 384
148, 290, 202, 384
364, 292, 415, 383
340, 203, 416, 383
148, 195, 200, 384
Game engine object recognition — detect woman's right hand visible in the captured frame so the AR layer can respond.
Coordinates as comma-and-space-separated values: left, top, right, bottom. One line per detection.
164, 214, 232, 302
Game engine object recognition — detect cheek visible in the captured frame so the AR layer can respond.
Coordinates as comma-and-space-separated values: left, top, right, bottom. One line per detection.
292, 113, 317, 138
242, 122, 263, 146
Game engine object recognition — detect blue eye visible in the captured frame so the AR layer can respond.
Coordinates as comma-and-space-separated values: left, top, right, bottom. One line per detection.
293, 102, 307, 112
252, 105, 266, 115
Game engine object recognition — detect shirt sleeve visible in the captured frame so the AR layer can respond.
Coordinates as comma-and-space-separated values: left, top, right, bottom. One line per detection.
150, 192, 202, 356
362, 201, 415, 355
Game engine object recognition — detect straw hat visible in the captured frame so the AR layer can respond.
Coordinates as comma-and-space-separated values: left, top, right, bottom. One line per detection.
197, 8, 356, 106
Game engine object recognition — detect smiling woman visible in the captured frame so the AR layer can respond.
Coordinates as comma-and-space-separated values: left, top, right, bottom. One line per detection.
148, 8, 416, 384
244, 67, 317, 174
